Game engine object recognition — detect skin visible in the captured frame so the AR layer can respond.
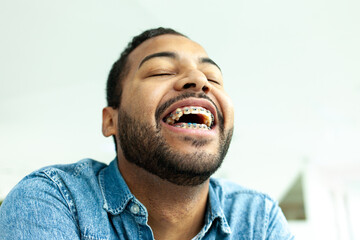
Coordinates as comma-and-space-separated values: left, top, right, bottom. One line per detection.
102, 34, 234, 240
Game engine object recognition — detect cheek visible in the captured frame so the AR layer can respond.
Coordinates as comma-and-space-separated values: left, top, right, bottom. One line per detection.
121, 81, 171, 118
213, 89, 234, 127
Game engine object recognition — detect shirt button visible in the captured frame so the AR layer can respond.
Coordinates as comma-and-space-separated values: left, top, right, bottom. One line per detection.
130, 204, 140, 214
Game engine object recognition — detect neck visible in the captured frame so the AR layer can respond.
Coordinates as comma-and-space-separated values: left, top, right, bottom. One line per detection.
118, 157, 209, 240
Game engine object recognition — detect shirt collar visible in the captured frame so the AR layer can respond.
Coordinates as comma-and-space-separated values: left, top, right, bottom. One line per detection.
99, 158, 134, 215
206, 179, 232, 235
99, 159, 231, 235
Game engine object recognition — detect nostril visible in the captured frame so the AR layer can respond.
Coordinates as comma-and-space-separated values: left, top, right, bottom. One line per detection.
183, 83, 196, 89
202, 86, 209, 93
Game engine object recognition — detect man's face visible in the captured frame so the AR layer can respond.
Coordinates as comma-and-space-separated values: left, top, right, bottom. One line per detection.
116, 34, 234, 186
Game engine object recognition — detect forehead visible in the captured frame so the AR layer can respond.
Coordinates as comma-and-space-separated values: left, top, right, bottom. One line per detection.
128, 34, 208, 67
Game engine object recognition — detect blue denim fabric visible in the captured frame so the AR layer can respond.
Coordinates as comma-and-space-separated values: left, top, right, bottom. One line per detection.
0, 159, 294, 240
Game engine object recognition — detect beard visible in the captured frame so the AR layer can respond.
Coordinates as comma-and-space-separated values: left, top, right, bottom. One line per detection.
117, 93, 233, 186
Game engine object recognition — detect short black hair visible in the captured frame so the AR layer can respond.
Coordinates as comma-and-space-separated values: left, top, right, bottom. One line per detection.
106, 27, 186, 109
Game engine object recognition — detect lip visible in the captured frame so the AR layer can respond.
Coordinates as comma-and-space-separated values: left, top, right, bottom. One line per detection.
160, 120, 217, 137
160, 97, 218, 126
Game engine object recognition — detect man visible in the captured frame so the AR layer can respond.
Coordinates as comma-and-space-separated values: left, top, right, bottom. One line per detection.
0, 27, 294, 239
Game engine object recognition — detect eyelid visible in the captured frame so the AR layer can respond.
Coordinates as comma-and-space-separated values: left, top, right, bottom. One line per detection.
203, 69, 222, 85
205, 73, 222, 85
208, 79, 221, 85
150, 73, 173, 77
147, 70, 176, 78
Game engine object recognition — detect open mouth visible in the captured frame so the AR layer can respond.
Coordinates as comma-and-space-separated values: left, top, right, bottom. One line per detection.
163, 106, 215, 130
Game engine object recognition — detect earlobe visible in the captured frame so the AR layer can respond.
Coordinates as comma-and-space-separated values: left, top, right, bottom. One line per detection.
102, 107, 118, 137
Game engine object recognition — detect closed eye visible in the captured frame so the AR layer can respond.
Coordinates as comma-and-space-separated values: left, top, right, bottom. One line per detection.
152, 73, 171, 76
208, 79, 220, 85
148, 73, 174, 78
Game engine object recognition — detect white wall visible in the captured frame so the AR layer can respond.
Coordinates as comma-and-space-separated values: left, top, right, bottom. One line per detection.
289, 163, 360, 240
1, 0, 359, 206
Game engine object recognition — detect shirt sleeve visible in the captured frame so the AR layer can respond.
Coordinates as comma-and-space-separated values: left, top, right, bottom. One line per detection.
0, 173, 80, 240
265, 199, 295, 240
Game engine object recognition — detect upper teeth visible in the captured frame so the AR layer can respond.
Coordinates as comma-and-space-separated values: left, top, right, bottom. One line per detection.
165, 106, 214, 128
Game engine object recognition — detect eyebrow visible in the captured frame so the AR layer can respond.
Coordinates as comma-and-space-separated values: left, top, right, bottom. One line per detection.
138, 51, 221, 71
200, 57, 221, 72
138, 51, 177, 69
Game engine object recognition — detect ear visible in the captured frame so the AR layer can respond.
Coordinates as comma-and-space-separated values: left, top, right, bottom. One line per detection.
102, 107, 118, 137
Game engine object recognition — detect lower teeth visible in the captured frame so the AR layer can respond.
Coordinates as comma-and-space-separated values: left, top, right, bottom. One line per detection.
174, 123, 210, 130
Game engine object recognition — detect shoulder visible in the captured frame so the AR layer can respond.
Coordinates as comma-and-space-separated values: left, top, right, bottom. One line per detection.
1, 158, 109, 218
4, 158, 107, 195
210, 177, 274, 204
25, 158, 109, 213
209, 178, 294, 239
16, 158, 109, 199
0, 159, 110, 239
209, 178, 277, 223
1, 158, 108, 211
37, 158, 108, 178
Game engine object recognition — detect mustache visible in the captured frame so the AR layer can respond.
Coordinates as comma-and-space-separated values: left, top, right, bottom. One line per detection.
155, 92, 223, 125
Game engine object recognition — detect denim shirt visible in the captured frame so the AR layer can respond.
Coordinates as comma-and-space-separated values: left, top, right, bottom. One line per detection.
0, 159, 294, 240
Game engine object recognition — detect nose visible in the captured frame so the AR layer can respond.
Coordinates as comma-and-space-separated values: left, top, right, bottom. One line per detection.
174, 69, 212, 94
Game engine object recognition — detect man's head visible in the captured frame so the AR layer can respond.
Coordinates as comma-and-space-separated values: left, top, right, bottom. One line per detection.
106, 27, 185, 109
102, 27, 234, 186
